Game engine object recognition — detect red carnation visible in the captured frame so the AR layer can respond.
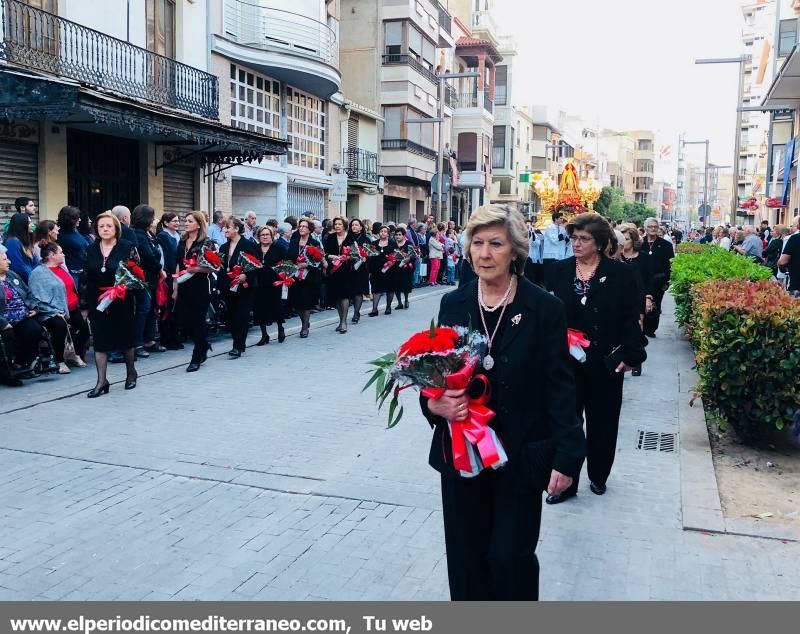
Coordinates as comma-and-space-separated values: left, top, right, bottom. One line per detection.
398, 326, 460, 358
203, 249, 221, 268
241, 252, 261, 266
304, 245, 324, 263
126, 260, 146, 281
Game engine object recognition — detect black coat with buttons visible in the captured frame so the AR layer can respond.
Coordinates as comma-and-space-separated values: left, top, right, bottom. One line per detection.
420, 276, 586, 483
550, 256, 647, 368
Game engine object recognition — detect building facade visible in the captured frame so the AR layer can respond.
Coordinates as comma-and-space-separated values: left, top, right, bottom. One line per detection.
0, 0, 287, 227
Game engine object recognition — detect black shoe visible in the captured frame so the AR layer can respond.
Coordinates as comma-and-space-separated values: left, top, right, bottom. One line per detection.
87, 381, 110, 398
186, 362, 200, 373
405, 300, 409, 309
125, 373, 138, 390
385, 307, 392, 315
144, 343, 167, 353
352, 313, 360, 324
632, 366, 642, 377
299, 329, 309, 339
256, 335, 270, 346
545, 490, 577, 505
335, 325, 343, 333
395, 304, 404, 310
368, 311, 379, 317
228, 349, 242, 358
278, 327, 286, 343
135, 347, 150, 359
339, 327, 348, 334
590, 481, 607, 496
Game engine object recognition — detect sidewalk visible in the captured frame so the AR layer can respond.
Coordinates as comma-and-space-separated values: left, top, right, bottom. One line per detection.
0, 289, 797, 600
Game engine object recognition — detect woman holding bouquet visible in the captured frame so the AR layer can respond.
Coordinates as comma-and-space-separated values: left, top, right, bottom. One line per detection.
420, 204, 585, 600
253, 225, 287, 345
391, 227, 414, 310
324, 216, 352, 334
367, 225, 396, 317
287, 217, 323, 338
219, 217, 260, 358
547, 213, 646, 503
347, 218, 371, 323
84, 212, 139, 397
175, 211, 218, 373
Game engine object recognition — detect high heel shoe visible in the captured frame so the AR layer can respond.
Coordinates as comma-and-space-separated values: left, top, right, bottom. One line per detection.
385, 306, 392, 315
368, 311, 379, 317
352, 312, 360, 324
124, 373, 138, 390
278, 326, 286, 343
395, 303, 403, 310
404, 300, 409, 309
200, 343, 212, 364
299, 328, 309, 338
87, 381, 110, 398
256, 334, 270, 346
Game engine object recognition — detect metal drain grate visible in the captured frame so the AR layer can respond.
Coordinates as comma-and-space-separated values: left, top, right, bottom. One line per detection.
636, 430, 677, 453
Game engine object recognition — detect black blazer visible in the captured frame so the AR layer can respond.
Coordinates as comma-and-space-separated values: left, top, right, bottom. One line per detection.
421, 277, 585, 482
640, 236, 674, 290
219, 238, 261, 291
156, 230, 180, 278
133, 228, 162, 285
550, 256, 647, 368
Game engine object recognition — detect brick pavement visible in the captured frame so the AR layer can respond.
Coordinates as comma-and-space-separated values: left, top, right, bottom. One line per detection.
0, 289, 798, 600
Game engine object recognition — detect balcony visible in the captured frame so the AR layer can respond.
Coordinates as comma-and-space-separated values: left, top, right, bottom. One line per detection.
471, 10, 499, 46
218, 0, 340, 98
0, 0, 218, 118
382, 53, 437, 86
454, 92, 478, 108
344, 148, 379, 185
440, 84, 458, 109
382, 138, 437, 161
458, 169, 488, 189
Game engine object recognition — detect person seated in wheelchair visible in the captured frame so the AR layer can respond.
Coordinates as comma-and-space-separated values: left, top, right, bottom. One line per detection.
0, 245, 59, 386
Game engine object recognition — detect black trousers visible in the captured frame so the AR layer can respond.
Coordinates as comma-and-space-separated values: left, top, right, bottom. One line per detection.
178, 293, 210, 364
440, 468, 542, 601
566, 359, 624, 493
11, 317, 43, 365
643, 286, 666, 336
226, 289, 253, 352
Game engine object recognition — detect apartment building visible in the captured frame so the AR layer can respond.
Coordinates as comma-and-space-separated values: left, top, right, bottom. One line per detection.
0, 0, 288, 227
628, 130, 656, 205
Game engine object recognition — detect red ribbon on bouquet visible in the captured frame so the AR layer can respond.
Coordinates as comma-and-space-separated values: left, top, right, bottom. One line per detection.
422, 360, 502, 473
381, 253, 397, 273
228, 265, 249, 290
272, 272, 295, 290
567, 328, 590, 349
173, 256, 197, 281
331, 246, 352, 274
97, 284, 128, 309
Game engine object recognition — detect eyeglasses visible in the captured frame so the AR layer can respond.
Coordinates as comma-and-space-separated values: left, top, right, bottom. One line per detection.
569, 235, 594, 244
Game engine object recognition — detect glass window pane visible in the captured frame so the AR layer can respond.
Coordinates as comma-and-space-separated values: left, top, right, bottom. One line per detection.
385, 21, 402, 47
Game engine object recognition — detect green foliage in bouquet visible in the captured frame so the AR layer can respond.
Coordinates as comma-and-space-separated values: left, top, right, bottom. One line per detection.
670, 246, 771, 336
692, 279, 800, 444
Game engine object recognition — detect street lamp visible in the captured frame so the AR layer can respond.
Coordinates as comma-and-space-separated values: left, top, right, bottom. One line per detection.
695, 55, 751, 224
682, 139, 709, 224
408, 71, 480, 224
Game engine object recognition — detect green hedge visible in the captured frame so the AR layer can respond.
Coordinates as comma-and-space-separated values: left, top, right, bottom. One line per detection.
670, 246, 771, 336
693, 279, 800, 444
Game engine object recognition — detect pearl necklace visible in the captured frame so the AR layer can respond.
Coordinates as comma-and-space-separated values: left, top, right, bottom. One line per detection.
478, 276, 515, 313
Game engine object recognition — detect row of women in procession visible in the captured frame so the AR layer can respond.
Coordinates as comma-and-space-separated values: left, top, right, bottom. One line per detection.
0, 206, 428, 394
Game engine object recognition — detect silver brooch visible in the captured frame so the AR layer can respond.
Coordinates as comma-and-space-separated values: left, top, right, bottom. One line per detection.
511, 313, 522, 326
599, 276, 607, 284
12, 279, 19, 285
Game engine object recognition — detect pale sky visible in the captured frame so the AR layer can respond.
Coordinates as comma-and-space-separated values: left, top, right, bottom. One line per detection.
493, 0, 746, 180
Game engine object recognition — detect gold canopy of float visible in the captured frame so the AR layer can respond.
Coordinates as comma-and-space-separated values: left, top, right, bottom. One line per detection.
532, 159, 601, 229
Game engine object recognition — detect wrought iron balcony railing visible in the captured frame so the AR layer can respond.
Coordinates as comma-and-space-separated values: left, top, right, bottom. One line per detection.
0, 0, 219, 119
382, 138, 437, 161
382, 53, 438, 86
223, 0, 338, 68
344, 147, 379, 184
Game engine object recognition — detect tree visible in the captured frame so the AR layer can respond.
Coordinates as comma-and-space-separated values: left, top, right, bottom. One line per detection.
622, 202, 658, 226
594, 186, 615, 216
595, 187, 626, 222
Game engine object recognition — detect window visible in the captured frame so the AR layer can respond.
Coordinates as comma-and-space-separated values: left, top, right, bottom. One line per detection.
637, 139, 653, 151
499, 178, 511, 195
286, 86, 326, 171
779, 19, 798, 57
407, 109, 433, 148
146, 0, 175, 59
383, 106, 402, 139
495, 66, 507, 106
229, 64, 281, 140
384, 21, 402, 56
635, 159, 653, 172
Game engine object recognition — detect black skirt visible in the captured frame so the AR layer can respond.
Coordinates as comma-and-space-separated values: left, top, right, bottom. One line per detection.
253, 266, 285, 324
89, 298, 135, 352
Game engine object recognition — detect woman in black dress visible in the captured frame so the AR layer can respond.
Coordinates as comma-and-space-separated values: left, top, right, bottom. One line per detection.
84, 211, 139, 397
131, 204, 164, 356
547, 213, 646, 503
347, 218, 371, 324
391, 226, 415, 310
175, 211, 217, 373
253, 225, 287, 345
219, 217, 260, 358
324, 216, 352, 334
367, 225, 396, 317
287, 217, 323, 338
155, 212, 181, 350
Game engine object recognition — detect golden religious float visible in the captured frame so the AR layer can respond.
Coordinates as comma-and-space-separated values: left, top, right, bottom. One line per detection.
531, 158, 601, 228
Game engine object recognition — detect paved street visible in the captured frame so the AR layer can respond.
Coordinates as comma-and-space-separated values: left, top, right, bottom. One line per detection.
0, 289, 799, 601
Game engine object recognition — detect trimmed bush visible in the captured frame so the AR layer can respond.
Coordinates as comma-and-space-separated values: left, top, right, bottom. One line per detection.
692, 279, 800, 444
676, 242, 706, 255
670, 246, 771, 333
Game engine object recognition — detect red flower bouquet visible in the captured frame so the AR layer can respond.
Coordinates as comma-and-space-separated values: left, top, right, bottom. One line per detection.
174, 248, 220, 284
355, 243, 379, 270
381, 252, 398, 274
363, 322, 507, 478
330, 245, 353, 274
272, 260, 299, 299
296, 244, 324, 280
228, 251, 263, 292
96, 260, 148, 312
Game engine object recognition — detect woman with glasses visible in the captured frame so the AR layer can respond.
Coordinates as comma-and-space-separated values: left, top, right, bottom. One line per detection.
253, 225, 287, 345
547, 213, 646, 504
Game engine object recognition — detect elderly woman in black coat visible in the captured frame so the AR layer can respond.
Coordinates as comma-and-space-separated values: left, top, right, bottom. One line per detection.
546, 213, 647, 503
420, 204, 585, 601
